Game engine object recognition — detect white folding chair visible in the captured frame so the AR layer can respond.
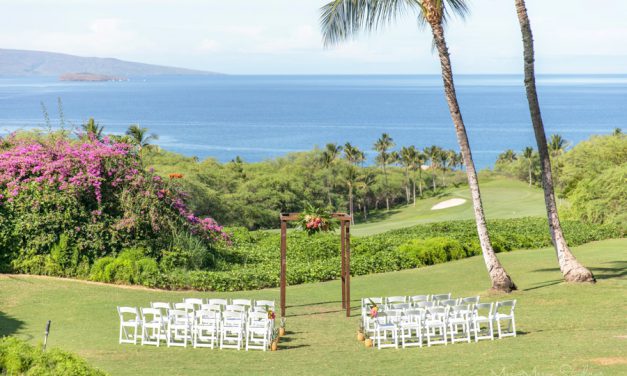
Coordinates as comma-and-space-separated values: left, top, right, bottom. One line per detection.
167, 309, 190, 347
389, 303, 412, 311
255, 300, 275, 309
117, 307, 141, 345
150, 302, 171, 318
415, 301, 435, 309
207, 298, 228, 308
399, 309, 424, 348
220, 311, 245, 350
225, 304, 246, 314
184, 298, 204, 312
385, 296, 406, 308
141, 307, 165, 346
439, 299, 458, 307
232, 299, 252, 308
361, 297, 383, 327
458, 296, 480, 306
193, 309, 219, 349
410, 295, 429, 305
246, 312, 270, 351
473, 303, 494, 342
494, 300, 517, 339
431, 293, 452, 302
373, 312, 398, 349
448, 305, 471, 344
425, 307, 448, 346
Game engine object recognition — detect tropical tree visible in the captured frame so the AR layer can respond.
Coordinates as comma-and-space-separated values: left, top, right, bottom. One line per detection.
547, 134, 568, 190
424, 145, 442, 192
414, 150, 427, 200
126, 124, 159, 156
321, 0, 516, 292
81, 118, 104, 140
497, 149, 517, 164
373, 133, 395, 210
400, 146, 418, 204
514, 0, 594, 282
438, 149, 451, 186
343, 142, 365, 223
320, 142, 343, 206
522, 146, 534, 186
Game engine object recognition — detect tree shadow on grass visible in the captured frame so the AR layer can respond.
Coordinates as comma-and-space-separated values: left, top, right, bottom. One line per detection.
531, 260, 626, 282
522, 279, 563, 292
354, 209, 401, 225
0, 311, 24, 337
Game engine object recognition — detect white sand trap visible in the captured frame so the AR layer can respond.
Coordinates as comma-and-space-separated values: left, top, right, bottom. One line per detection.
431, 198, 467, 211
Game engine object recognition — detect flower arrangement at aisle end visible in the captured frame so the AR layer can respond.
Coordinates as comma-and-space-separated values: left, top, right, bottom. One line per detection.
297, 203, 338, 235
368, 299, 379, 319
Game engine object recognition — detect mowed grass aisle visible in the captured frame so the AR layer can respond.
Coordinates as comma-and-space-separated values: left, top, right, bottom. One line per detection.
1, 239, 625, 375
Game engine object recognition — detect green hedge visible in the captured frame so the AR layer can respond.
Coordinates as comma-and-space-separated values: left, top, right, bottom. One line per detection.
86, 217, 622, 292
0, 337, 107, 376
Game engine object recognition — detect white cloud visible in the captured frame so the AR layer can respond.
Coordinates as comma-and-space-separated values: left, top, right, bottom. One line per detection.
197, 38, 220, 52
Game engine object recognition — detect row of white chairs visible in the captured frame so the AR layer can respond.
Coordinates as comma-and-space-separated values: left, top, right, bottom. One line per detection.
118, 299, 276, 351
362, 298, 516, 349
361, 294, 479, 321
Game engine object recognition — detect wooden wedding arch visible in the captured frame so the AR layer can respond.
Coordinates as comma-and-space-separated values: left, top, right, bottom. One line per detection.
279, 213, 352, 318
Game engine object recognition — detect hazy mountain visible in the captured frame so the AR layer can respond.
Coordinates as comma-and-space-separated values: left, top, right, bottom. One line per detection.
0, 49, 219, 77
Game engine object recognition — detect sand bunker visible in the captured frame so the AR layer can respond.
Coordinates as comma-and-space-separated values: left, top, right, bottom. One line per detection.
431, 198, 467, 210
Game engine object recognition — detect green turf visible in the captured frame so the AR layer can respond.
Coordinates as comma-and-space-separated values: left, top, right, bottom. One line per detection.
352, 177, 547, 236
1, 239, 625, 375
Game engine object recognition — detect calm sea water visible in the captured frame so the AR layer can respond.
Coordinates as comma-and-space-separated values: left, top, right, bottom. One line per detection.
0, 74, 625, 168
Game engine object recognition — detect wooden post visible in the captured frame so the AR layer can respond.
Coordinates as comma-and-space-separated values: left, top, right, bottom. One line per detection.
340, 220, 346, 309
345, 221, 351, 317
280, 219, 287, 317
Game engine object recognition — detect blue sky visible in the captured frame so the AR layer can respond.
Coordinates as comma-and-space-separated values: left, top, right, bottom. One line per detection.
2, 0, 627, 74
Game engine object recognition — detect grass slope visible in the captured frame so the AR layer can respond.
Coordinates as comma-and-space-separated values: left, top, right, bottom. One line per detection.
1, 239, 625, 375
352, 177, 546, 236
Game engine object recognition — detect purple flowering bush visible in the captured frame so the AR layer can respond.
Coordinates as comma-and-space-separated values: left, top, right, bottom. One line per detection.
0, 133, 227, 277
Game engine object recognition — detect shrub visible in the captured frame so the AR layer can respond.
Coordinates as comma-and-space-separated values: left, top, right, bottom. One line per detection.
398, 237, 465, 265
0, 336, 107, 375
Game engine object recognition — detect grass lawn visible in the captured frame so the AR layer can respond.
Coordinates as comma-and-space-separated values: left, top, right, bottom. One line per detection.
352, 177, 547, 236
1, 238, 625, 375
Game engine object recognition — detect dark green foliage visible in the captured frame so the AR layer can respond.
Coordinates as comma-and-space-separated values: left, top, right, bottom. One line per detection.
0, 336, 107, 375
89, 248, 160, 286
88, 217, 621, 292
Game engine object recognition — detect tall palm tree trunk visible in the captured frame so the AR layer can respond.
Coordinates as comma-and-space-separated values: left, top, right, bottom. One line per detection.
515, 0, 594, 282
528, 160, 533, 186
412, 169, 417, 206
418, 168, 423, 197
383, 164, 390, 210
348, 185, 355, 225
431, 22, 516, 292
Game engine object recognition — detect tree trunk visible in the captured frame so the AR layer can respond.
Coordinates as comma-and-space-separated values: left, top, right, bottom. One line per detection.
432, 169, 437, 192
431, 22, 516, 292
349, 185, 355, 225
382, 164, 390, 211
412, 170, 417, 206
418, 168, 423, 197
405, 167, 411, 204
515, 0, 594, 283
528, 160, 533, 186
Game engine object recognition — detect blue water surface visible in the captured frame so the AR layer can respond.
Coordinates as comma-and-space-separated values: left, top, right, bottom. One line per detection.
0, 74, 624, 168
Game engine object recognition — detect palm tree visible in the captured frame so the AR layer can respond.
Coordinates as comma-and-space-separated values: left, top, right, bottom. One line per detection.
424, 145, 442, 192
321, 0, 516, 292
514, 0, 594, 283
547, 134, 568, 190
523, 146, 534, 186
343, 142, 365, 223
400, 146, 418, 205
373, 133, 395, 211
320, 143, 343, 206
81, 118, 104, 140
126, 124, 158, 156
414, 150, 427, 201
497, 149, 517, 163
438, 149, 451, 187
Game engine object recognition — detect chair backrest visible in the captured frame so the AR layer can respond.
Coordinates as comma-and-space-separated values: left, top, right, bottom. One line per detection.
232, 299, 252, 307
151, 302, 171, 310
386, 296, 406, 304
225, 304, 246, 313
222, 310, 245, 326
169, 309, 189, 324
363, 297, 383, 308
374, 311, 389, 325
255, 300, 275, 308
248, 311, 269, 327
174, 302, 193, 312
439, 299, 458, 307
141, 307, 162, 322
410, 295, 429, 303
117, 306, 139, 321
459, 296, 480, 305
207, 298, 228, 306
427, 306, 448, 320
415, 301, 434, 309
402, 309, 424, 324
495, 300, 516, 315
195, 309, 218, 325
389, 303, 411, 311
431, 293, 452, 301
201, 304, 222, 312
474, 303, 494, 318
184, 298, 203, 310
449, 304, 470, 318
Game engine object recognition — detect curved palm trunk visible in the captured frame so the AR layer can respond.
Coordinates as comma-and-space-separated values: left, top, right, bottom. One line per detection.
431, 22, 516, 292
515, 0, 594, 282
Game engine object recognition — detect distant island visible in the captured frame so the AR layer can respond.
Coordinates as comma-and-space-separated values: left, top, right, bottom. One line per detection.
0, 48, 220, 77
59, 72, 127, 82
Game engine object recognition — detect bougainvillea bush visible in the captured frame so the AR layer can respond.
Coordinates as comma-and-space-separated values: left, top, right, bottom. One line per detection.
0, 132, 227, 276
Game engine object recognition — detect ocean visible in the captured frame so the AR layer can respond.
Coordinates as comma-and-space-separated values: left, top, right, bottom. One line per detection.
0, 74, 624, 168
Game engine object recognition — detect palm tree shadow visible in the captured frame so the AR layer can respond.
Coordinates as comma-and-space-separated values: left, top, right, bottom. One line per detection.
0, 311, 24, 337
589, 261, 627, 280
523, 279, 562, 291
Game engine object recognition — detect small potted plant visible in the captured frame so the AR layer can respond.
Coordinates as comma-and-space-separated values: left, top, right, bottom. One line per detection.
279, 317, 286, 337
270, 328, 280, 351
364, 333, 373, 348
357, 322, 365, 341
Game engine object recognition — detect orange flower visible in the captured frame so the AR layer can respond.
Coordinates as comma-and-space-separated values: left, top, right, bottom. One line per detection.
168, 173, 184, 179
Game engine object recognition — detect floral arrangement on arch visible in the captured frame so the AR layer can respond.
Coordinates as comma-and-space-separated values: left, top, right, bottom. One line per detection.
297, 203, 338, 235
